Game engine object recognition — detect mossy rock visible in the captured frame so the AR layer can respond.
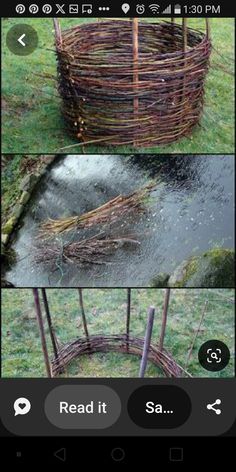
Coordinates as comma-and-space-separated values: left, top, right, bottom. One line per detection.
20, 174, 38, 192
12, 204, 24, 219
1, 234, 9, 246
2, 217, 17, 235
169, 249, 235, 288
1, 278, 15, 288
149, 273, 170, 287
1, 247, 17, 270
1, 242, 7, 265
19, 191, 30, 206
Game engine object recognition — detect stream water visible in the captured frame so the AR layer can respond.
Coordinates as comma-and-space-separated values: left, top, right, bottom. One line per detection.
6, 154, 234, 287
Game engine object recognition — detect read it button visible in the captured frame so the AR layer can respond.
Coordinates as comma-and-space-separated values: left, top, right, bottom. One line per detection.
45, 385, 121, 429
128, 386, 191, 429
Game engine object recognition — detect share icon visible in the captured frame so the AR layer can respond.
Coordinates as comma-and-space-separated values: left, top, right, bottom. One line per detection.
206, 399, 222, 415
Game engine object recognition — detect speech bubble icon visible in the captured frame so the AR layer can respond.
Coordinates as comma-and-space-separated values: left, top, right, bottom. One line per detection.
14, 397, 31, 416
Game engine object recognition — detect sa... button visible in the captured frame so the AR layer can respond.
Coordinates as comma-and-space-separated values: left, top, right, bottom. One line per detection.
128, 386, 191, 429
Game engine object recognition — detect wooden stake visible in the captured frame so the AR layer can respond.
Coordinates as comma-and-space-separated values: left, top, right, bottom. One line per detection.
139, 306, 155, 378
206, 19, 210, 40
159, 288, 171, 351
33, 289, 52, 378
126, 288, 131, 352
53, 18, 62, 45
171, 17, 176, 50
132, 18, 139, 147
182, 18, 188, 52
78, 289, 90, 349
185, 300, 209, 369
181, 18, 188, 111
41, 288, 59, 361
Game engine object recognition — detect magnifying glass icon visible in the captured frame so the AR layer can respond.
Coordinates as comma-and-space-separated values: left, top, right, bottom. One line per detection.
211, 352, 218, 360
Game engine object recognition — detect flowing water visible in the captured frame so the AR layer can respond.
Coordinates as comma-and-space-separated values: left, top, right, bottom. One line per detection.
6, 154, 234, 287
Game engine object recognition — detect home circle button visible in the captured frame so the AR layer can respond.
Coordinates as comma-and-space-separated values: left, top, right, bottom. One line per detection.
111, 447, 125, 462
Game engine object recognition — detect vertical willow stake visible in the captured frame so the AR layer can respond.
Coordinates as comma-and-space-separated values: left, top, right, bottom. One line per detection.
78, 288, 90, 350
205, 18, 210, 40
182, 18, 188, 51
126, 288, 131, 352
181, 18, 188, 111
185, 299, 209, 370
41, 288, 59, 362
33, 288, 52, 378
132, 18, 139, 147
139, 306, 155, 378
171, 17, 176, 49
159, 288, 171, 352
53, 18, 62, 45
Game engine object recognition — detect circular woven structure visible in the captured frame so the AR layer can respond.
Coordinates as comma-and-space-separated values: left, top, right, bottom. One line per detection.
55, 19, 211, 147
51, 334, 186, 377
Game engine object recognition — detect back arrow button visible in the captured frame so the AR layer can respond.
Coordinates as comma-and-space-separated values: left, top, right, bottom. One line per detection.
18, 34, 26, 47
6, 24, 38, 55
54, 448, 66, 462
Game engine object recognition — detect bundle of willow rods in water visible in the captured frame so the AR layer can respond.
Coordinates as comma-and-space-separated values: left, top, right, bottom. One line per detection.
39, 182, 155, 237
55, 19, 211, 147
35, 235, 140, 266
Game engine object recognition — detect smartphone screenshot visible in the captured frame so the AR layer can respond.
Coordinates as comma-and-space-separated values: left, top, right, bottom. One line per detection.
1, 0, 235, 464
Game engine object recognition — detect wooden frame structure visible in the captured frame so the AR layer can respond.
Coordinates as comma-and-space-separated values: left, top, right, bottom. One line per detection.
33, 288, 189, 378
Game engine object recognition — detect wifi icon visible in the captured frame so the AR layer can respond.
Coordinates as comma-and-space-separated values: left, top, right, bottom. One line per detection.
149, 4, 160, 13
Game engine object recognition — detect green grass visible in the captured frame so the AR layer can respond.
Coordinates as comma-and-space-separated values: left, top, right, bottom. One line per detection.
1, 18, 234, 154
1, 288, 234, 378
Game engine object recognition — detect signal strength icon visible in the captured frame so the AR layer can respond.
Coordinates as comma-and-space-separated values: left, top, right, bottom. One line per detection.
162, 4, 171, 14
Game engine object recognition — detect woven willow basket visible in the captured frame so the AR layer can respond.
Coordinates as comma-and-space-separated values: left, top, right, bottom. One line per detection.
54, 18, 211, 148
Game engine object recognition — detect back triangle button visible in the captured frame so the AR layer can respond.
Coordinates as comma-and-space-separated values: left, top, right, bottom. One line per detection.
54, 448, 66, 462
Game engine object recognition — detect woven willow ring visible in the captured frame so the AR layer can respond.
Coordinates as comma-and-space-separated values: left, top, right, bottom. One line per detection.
51, 334, 184, 377
54, 18, 211, 148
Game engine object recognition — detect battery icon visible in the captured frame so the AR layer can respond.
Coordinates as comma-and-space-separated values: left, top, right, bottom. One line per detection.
174, 4, 181, 14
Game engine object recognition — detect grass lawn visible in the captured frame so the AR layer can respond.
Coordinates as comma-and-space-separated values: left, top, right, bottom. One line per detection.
1, 288, 234, 378
1, 18, 234, 154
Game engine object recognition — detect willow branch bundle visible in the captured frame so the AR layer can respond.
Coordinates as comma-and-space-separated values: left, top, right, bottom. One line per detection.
35, 235, 140, 266
55, 20, 211, 147
51, 334, 191, 378
39, 182, 155, 237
